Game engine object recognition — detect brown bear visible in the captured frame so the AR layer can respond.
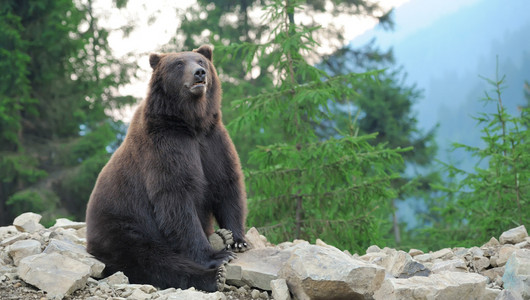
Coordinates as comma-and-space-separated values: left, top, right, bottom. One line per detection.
85, 45, 247, 292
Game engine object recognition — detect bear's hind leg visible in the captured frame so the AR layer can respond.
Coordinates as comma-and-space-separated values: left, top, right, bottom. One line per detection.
89, 219, 223, 292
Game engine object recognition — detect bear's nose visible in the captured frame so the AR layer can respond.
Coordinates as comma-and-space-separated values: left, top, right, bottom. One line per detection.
194, 67, 206, 82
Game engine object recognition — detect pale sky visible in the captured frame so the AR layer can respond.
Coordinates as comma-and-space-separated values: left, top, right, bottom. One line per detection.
98, 0, 411, 121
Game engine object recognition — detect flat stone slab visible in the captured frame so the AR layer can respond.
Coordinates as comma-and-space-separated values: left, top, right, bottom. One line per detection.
18, 252, 92, 299
374, 272, 488, 300
7, 239, 41, 266
227, 247, 292, 290
51, 218, 87, 230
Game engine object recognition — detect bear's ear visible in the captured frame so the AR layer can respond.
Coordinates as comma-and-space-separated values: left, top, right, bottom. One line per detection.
194, 45, 213, 62
149, 53, 162, 69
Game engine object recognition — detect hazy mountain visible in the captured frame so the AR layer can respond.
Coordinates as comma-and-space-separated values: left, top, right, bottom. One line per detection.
353, 0, 530, 170
349, 0, 530, 228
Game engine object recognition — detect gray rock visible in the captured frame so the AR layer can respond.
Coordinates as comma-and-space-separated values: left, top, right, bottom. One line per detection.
502, 249, 530, 299
431, 248, 454, 260
278, 244, 385, 300
245, 227, 267, 249
483, 247, 497, 258
276, 242, 294, 250
497, 245, 518, 267
18, 252, 91, 299
156, 288, 178, 296
50, 227, 85, 244
270, 279, 291, 300
381, 249, 430, 278
0, 225, 18, 239
366, 245, 382, 253
208, 229, 234, 252
414, 252, 433, 263
44, 238, 105, 277
471, 256, 491, 272
227, 247, 291, 290
408, 248, 424, 257
359, 252, 387, 265
0, 232, 30, 247
76, 226, 87, 239
500, 226, 528, 245
374, 272, 488, 300
51, 218, 86, 230
515, 240, 530, 249
467, 246, 485, 257
484, 288, 502, 300
495, 289, 524, 300
13, 212, 44, 233
101, 271, 130, 286
484, 237, 501, 248
157, 288, 226, 300
127, 288, 151, 300
113, 284, 157, 295
431, 258, 467, 273
482, 266, 505, 282
7, 239, 41, 266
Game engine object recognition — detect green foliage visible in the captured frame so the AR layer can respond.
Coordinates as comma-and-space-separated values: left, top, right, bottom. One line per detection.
7, 189, 60, 220
171, 0, 437, 249
246, 135, 408, 251
0, 0, 137, 224
219, 0, 409, 253
171, 0, 394, 168
421, 71, 530, 249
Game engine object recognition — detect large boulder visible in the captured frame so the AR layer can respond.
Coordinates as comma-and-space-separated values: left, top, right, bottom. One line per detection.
43, 239, 105, 278
500, 226, 528, 245
13, 212, 45, 233
502, 249, 530, 299
7, 239, 41, 266
226, 247, 292, 290
18, 252, 92, 299
278, 243, 385, 300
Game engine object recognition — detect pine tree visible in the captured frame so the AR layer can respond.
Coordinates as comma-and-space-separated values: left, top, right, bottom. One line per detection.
216, 0, 409, 252
422, 71, 530, 249
0, 0, 137, 225
167, 0, 394, 167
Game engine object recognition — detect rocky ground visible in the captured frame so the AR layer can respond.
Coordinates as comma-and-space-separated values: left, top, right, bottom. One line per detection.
1, 212, 529, 300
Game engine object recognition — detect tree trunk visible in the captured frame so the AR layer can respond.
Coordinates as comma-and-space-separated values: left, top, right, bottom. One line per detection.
392, 199, 401, 246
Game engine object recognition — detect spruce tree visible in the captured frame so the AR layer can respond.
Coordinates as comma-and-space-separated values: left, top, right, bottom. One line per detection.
217, 0, 408, 252
422, 71, 530, 249
0, 0, 137, 224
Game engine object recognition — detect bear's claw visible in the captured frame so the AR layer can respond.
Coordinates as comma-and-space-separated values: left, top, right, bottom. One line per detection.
208, 229, 234, 252
216, 263, 227, 291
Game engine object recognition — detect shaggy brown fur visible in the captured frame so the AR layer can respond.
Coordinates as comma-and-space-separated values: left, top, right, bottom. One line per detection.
85, 45, 247, 292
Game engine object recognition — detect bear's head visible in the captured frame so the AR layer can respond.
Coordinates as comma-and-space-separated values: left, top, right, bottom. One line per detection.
146, 45, 221, 119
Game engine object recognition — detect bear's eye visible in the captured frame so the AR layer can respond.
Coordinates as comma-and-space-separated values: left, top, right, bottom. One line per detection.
175, 61, 184, 68
198, 60, 205, 66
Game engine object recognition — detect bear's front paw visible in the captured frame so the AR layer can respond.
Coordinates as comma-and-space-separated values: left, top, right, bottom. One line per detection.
208, 229, 234, 252
230, 238, 248, 253
216, 263, 227, 291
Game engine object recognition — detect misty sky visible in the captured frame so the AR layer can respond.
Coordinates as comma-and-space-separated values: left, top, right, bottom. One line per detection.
101, 0, 479, 122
